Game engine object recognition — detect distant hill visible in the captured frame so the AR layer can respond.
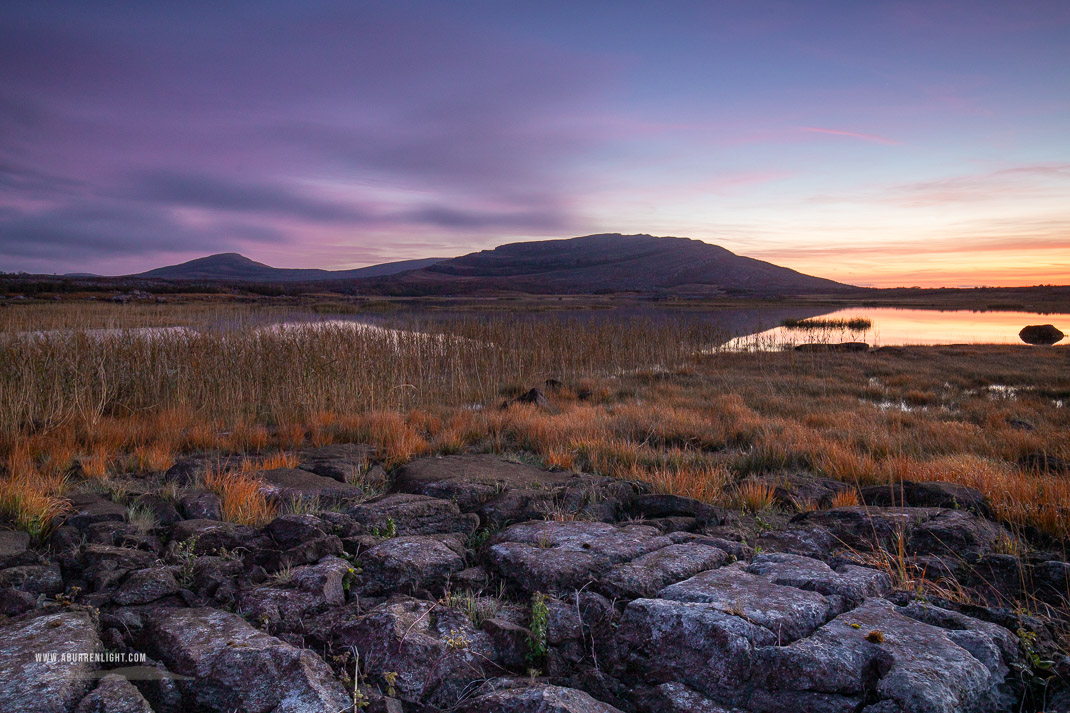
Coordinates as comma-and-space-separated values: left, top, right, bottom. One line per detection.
132, 234, 852, 296
136, 253, 446, 282
374, 234, 852, 295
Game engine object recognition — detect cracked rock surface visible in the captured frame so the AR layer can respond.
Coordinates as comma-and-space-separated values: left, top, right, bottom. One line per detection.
0, 452, 1062, 712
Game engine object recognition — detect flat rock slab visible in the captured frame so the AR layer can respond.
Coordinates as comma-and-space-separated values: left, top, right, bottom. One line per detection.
753, 598, 1021, 713
324, 596, 501, 709
395, 454, 576, 510
170, 519, 263, 554
111, 567, 180, 606
0, 529, 33, 568
0, 610, 102, 713
239, 556, 352, 629
0, 562, 64, 596
906, 508, 1011, 558
74, 673, 154, 713
67, 494, 126, 530
457, 682, 626, 712
860, 480, 990, 517
258, 467, 365, 503
347, 493, 478, 536
658, 563, 833, 642
359, 535, 465, 595
141, 606, 350, 713
745, 552, 892, 605
489, 521, 673, 595
790, 507, 942, 550
633, 682, 746, 713
601, 543, 728, 600
297, 443, 375, 482
617, 597, 778, 698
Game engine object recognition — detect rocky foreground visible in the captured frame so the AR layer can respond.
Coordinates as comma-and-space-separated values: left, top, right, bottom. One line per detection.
2, 450, 1068, 713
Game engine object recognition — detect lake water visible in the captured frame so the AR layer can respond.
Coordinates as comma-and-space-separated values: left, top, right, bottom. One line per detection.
725, 307, 1070, 349
15, 305, 1068, 349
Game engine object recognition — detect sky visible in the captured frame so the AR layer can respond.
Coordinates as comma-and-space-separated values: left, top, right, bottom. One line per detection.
2, 1, 1068, 287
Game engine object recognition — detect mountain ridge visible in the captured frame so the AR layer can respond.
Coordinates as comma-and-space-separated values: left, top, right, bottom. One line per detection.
134, 234, 854, 295
136, 254, 447, 282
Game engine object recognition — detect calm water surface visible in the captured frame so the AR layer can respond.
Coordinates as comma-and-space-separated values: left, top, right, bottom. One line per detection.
728, 307, 1070, 348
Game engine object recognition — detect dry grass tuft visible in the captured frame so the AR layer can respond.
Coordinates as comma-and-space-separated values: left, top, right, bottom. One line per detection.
203, 463, 277, 526
228, 423, 270, 454
130, 444, 175, 473
829, 488, 862, 509
357, 412, 430, 468
0, 455, 70, 538
79, 447, 113, 480
245, 451, 300, 471
645, 464, 731, 504
732, 480, 776, 513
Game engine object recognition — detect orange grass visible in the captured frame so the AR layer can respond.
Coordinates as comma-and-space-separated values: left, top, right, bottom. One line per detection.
829, 488, 862, 509
203, 463, 277, 526
244, 451, 300, 471
0, 451, 70, 538
732, 480, 776, 512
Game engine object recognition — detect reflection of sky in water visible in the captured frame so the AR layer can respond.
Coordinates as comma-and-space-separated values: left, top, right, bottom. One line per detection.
16, 306, 1068, 349
727, 308, 1070, 348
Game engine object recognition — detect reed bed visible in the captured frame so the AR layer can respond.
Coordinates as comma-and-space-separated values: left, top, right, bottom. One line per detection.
781, 316, 872, 331
0, 302, 1068, 544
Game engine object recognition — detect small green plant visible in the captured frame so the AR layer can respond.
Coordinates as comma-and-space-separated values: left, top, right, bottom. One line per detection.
343, 566, 360, 592
371, 517, 397, 538
337, 648, 370, 710
54, 585, 82, 606
173, 537, 199, 588
526, 591, 549, 667
1016, 627, 1055, 710
444, 588, 502, 627
753, 513, 774, 534
383, 671, 398, 697
444, 628, 471, 651
467, 527, 492, 552
212, 546, 243, 561
271, 563, 295, 586
1017, 627, 1053, 671
126, 502, 158, 535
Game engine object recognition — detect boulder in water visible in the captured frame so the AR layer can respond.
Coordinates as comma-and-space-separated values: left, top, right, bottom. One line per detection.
1018, 324, 1064, 345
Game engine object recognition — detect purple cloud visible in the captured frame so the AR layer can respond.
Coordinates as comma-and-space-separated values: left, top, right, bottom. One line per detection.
0, 2, 613, 272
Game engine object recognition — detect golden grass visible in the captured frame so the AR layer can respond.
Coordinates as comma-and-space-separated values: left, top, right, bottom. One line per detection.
79, 447, 113, 480
829, 488, 862, 509
645, 463, 731, 504
203, 463, 277, 526
129, 444, 176, 473
1, 303, 1067, 542
732, 480, 776, 512
0, 453, 70, 538
244, 451, 300, 471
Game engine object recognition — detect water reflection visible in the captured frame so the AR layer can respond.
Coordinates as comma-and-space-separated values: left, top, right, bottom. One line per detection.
727, 307, 1070, 348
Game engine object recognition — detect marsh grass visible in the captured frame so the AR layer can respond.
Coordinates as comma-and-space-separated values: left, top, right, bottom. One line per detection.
0, 302, 1068, 544
782, 317, 872, 330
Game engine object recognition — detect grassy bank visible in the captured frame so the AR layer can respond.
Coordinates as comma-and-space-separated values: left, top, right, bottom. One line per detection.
1, 302, 1068, 544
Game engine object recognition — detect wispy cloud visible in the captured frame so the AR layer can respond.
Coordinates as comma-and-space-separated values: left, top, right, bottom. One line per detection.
799, 126, 901, 145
